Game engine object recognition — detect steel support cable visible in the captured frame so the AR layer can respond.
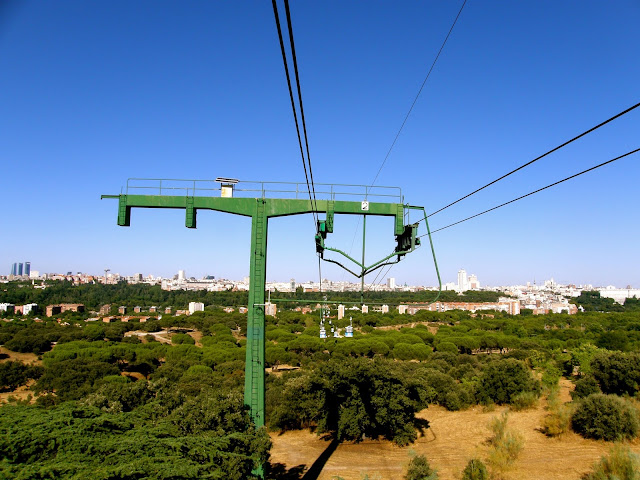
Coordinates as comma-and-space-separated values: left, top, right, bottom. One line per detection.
428, 101, 640, 217
371, 262, 394, 288
370, 0, 468, 187
282, 0, 323, 298
419, 147, 640, 236
345, 0, 467, 283
377, 208, 442, 303
271, 0, 318, 226
421, 206, 442, 305
283, 0, 319, 219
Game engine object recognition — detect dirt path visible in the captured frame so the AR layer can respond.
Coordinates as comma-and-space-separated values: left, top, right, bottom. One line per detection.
269, 380, 640, 480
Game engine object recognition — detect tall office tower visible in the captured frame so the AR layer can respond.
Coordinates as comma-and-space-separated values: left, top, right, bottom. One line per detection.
25, 262, 31, 277
387, 277, 396, 289
18, 263, 23, 276
11, 263, 17, 276
290, 278, 296, 292
178, 270, 186, 281
457, 269, 468, 292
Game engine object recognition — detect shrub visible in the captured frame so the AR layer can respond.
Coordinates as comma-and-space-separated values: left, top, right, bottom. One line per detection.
172, 333, 195, 345
541, 389, 572, 437
541, 361, 562, 390
571, 394, 639, 441
5, 333, 52, 354
435, 342, 458, 354
582, 444, 640, 480
0, 361, 43, 392
184, 365, 214, 377
477, 359, 540, 405
487, 412, 523, 473
405, 454, 438, 480
461, 458, 489, 480
510, 391, 538, 411
272, 358, 422, 446
571, 376, 601, 400
590, 352, 640, 396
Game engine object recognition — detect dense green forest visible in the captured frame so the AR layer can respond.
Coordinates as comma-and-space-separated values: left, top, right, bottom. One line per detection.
1, 281, 640, 478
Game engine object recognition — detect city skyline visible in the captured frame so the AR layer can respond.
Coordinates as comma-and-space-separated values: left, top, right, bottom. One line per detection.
6, 263, 635, 291
2, 2, 639, 287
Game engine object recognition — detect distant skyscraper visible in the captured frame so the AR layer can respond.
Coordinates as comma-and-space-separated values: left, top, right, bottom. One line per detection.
25, 262, 31, 277
10, 263, 17, 276
18, 263, 23, 276
457, 269, 468, 292
178, 270, 186, 281
387, 277, 396, 289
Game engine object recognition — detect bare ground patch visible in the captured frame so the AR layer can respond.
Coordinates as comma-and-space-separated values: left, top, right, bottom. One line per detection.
0, 346, 41, 365
269, 380, 640, 480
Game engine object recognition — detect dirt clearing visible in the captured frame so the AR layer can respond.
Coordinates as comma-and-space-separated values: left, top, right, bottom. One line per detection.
270, 380, 640, 479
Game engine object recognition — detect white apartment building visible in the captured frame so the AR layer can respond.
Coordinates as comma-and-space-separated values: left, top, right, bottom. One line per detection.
188, 302, 205, 314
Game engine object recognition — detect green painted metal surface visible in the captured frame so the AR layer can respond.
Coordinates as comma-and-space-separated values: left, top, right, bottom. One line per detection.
245, 199, 267, 429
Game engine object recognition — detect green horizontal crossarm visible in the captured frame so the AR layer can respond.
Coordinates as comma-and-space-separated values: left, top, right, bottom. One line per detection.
101, 194, 405, 228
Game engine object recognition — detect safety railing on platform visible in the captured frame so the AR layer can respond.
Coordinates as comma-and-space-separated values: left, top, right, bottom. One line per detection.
123, 178, 403, 203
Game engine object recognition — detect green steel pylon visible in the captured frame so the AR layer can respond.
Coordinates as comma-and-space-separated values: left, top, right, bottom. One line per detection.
103, 180, 434, 476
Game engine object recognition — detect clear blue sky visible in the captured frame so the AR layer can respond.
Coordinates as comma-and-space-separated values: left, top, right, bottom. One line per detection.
1, 0, 639, 288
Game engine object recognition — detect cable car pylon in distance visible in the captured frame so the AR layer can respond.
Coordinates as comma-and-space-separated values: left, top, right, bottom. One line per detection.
101, 177, 440, 452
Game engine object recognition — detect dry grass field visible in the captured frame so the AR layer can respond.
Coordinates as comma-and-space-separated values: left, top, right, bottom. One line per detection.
0, 346, 41, 366
269, 379, 640, 480
0, 346, 41, 404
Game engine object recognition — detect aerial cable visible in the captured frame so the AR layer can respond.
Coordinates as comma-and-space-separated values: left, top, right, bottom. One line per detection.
371, 262, 394, 288
271, 0, 318, 226
283, 0, 319, 218
344, 0, 467, 283
428, 101, 640, 217
370, 0, 468, 187
420, 147, 640, 236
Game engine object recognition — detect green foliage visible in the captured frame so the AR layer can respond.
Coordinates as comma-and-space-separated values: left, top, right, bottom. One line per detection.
509, 391, 538, 411
486, 412, 524, 473
541, 388, 572, 437
404, 454, 438, 480
461, 458, 489, 480
0, 386, 270, 479
571, 376, 601, 399
567, 344, 602, 376
582, 445, 640, 480
172, 333, 196, 345
590, 352, 640, 396
271, 358, 424, 445
571, 394, 639, 441
596, 331, 630, 351
0, 361, 43, 392
541, 361, 562, 390
34, 357, 121, 401
434, 341, 458, 354
477, 359, 540, 405
5, 330, 52, 354
418, 369, 474, 411
572, 291, 626, 312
